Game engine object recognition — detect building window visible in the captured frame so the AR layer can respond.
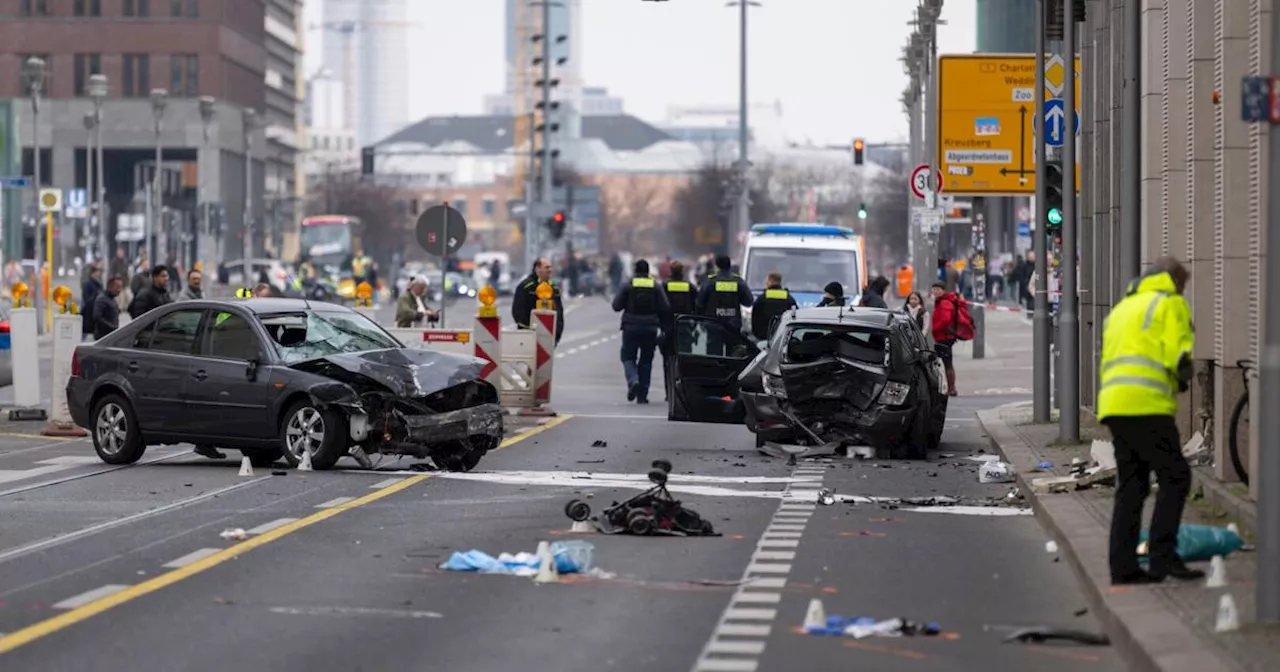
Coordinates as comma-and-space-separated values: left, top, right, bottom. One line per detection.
452, 199, 467, 217
74, 54, 102, 96
122, 54, 150, 97
170, 54, 198, 96
124, 0, 150, 17
18, 54, 51, 95
171, 0, 197, 17
74, 0, 102, 16
22, 0, 49, 16
482, 198, 496, 217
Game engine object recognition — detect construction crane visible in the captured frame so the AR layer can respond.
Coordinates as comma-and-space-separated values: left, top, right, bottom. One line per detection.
512, 0, 542, 202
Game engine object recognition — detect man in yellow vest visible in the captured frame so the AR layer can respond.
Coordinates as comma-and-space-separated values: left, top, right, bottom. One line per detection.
1098, 257, 1200, 585
750, 271, 797, 341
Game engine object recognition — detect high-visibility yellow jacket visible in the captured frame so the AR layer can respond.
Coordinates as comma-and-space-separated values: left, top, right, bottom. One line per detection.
1097, 271, 1194, 420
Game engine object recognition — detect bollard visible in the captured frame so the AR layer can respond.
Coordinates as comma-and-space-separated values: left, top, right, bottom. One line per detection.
43, 312, 86, 436
6, 306, 46, 421
970, 303, 985, 359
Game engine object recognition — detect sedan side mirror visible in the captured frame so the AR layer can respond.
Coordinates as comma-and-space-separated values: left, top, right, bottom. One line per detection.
917, 348, 938, 361
246, 358, 260, 382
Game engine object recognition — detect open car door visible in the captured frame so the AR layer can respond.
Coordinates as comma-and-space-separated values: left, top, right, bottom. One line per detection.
669, 315, 760, 423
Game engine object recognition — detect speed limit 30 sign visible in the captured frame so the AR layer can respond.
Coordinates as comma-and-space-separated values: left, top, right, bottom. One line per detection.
909, 164, 942, 200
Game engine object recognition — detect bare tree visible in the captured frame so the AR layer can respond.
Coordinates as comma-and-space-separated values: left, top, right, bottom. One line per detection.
596, 174, 688, 256
863, 169, 910, 273
307, 175, 408, 262
669, 163, 779, 257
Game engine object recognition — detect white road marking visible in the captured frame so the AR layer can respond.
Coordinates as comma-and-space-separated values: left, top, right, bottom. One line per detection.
694, 659, 758, 672
745, 562, 792, 574
752, 551, 796, 561
722, 608, 777, 621
34, 456, 101, 465
162, 548, 221, 569
760, 531, 803, 539
315, 497, 356, 508
772, 512, 812, 520
269, 606, 443, 619
904, 506, 1033, 516
246, 518, 299, 535
744, 577, 786, 589
757, 539, 799, 548
765, 524, 806, 532
715, 624, 772, 637
369, 477, 407, 490
53, 584, 130, 609
0, 449, 192, 498
707, 640, 767, 655
731, 592, 781, 604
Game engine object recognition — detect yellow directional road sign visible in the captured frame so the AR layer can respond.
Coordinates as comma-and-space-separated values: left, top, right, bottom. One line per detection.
936, 54, 1080, 195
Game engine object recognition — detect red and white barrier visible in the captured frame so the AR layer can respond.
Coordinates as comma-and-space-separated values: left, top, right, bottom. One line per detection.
530, 308, 557, 411
473, 313, 501, 387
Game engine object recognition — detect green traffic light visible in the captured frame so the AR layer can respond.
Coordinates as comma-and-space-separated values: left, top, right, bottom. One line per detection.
1047, 208, 1063, 226
857, 205, 867, 220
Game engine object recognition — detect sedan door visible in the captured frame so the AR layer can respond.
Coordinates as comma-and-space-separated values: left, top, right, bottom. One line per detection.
668, 315, 759, 424
125, 308, 205, 433
186, 309, 274, 439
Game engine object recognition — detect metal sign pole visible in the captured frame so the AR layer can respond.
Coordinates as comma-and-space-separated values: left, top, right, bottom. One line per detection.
1032, 0, 1052, 423
440, 202, 449, 327
1059, 0, 1080, 441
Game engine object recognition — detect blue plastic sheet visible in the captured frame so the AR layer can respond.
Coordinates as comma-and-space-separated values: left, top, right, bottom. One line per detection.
1139, 524, 1245, 563
439, 541, 594, 575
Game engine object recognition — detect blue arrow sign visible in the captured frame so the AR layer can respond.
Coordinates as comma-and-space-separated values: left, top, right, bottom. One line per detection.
0, 176, 31, 189
1043, 99, 1079, 148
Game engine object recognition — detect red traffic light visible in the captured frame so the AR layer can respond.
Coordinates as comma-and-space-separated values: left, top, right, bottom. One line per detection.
553, 211, 566, 223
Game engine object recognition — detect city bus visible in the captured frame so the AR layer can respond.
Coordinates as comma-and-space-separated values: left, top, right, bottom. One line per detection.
300, 215, 365, 270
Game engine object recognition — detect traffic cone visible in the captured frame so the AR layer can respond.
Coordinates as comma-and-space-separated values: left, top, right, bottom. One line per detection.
1206, 555, 1227, 588
802, 598, 826, 633
1214, 593, 1239, 632
533, 540, 559, 584
298, 449, 313, 472
238, 456, 254, 476
569, 520, 593, 533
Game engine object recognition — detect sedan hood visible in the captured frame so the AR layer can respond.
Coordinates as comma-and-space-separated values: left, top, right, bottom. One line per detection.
293, 348, 488, 398
781, 357, 887, 411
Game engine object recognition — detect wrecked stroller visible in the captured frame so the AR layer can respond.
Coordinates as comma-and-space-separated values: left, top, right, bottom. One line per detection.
564, 460, 719, 536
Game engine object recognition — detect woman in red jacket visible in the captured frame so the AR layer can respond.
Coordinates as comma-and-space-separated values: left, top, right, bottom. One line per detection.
929, 282, 961, 396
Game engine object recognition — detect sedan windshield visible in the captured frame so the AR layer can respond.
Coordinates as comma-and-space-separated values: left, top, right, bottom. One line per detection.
782, 324, 889, 366
262, 311, 400, 363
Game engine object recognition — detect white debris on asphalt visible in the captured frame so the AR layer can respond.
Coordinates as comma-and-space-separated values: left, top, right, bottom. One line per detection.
219, 528, 247, 540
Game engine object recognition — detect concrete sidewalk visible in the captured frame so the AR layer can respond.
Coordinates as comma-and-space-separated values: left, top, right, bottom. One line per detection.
976, 403, 1275, 672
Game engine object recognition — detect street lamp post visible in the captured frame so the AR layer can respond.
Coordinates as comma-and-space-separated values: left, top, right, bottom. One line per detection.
24, 56, 47, 329
198, 96, 216, 271
87, 74, 108, 265
148, 89, 168, 266
728, 0, 761, 252
82, 112, 96, 263
243, 108, 258, 264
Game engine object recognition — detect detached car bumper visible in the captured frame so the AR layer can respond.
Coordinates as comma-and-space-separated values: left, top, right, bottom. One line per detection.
400, 402, 504, 448
67, 378, 94, 428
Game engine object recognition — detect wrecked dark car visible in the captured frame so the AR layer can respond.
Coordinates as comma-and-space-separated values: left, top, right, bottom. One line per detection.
67, 298, 503, 471
666, 308, 946, 459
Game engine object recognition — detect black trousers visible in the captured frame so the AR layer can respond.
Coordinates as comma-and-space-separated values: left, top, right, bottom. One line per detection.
1105, 415, 1192, 580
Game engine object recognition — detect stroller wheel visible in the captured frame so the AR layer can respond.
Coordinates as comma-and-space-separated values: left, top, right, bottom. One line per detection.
701, 519, 715, 534
651, 459, 673, 473
627, 509, 655, 535
565, 499, 592, 522
647, 468, 668, 485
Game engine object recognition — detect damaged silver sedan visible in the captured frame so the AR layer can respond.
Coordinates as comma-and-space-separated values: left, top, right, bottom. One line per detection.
68, 298, 503, 471
666, 308, 947, 459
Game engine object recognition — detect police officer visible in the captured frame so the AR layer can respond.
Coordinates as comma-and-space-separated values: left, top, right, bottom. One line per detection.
512, 257, 565, 345
612, 259, 670, 404
695, 255, 753, 336
350, 248, 373, 285
660, 260, 697, 398
751, 271, 797, 341
1099, 257, 1201, 585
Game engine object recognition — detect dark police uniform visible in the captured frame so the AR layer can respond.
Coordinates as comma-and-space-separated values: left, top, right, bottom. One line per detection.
612, 276, 670, 403
660, 278, 698, 398
512, 273, 565, 345
695, 271, 753, 331
751, 287, 798, 341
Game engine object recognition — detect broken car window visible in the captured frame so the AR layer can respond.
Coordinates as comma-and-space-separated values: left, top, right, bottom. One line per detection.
782, 324, 889, 366
262, 310, 399, 364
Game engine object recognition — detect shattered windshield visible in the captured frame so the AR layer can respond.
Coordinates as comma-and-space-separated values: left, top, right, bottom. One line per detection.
782, 324, 889, 366
262, 311, 401, 364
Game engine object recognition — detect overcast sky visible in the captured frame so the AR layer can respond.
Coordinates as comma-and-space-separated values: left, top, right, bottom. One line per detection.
304, 0, 976, 145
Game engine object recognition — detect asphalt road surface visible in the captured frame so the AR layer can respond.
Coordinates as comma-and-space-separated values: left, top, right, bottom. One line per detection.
0, 295, 1122, 671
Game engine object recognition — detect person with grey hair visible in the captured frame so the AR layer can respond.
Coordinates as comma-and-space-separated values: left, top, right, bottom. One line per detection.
1099, 256, 1200, 585
396, 275, 438, 328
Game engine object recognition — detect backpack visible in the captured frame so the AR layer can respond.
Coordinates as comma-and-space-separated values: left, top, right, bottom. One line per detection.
952, 297, 975, 341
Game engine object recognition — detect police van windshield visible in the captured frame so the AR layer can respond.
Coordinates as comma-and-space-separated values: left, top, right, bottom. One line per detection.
262, 311, 399, 364
745, 248, 859, 294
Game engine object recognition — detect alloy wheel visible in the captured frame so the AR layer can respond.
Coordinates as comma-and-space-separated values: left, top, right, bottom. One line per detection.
96, 403, 128, 456
285, 407, 326, 459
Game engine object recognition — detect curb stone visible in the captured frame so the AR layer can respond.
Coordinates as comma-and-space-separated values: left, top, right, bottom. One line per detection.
975, 405, 1241, 672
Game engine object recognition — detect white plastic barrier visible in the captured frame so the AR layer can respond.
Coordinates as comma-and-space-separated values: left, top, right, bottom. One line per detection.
45, 313, 86, 436
498, 329, 536, 408
7, 307, 42, 415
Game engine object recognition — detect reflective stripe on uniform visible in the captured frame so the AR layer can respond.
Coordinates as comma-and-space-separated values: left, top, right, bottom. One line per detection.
632, 277, 655, 288
1142, 293, 1165, 330
1100, 375, 1172, 397
764, 289, 788, 300
715, 281, 737, 292
667, 281, 691, 292
1101, 354, 1172, 377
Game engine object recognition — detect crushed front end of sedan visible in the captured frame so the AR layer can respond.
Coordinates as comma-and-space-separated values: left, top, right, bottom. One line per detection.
292, 348, 504, 471
741, 309, 945, 459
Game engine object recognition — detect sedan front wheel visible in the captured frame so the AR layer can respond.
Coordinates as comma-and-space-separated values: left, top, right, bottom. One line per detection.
279, 400, 347, 470
92, 393, 146, 465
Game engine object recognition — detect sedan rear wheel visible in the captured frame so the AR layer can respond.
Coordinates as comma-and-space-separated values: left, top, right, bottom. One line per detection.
92, 393, 146, 465
280, 401, 346, 470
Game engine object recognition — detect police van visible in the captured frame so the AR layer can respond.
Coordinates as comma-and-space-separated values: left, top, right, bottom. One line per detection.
740, 224, 868, 314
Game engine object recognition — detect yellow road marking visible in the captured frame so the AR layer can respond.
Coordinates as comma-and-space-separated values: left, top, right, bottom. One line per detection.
495, 413, 573, 450
0, 432, 79, 441
0, 414, 577, 655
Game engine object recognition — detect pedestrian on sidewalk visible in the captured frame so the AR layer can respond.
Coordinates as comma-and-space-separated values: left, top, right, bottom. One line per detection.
929, 282, 961, 396
1099, 257, 1200, 585
612, 259, 669, 404
817, 282, 846, 307
81, 264, 103, 342
91, 276, 123, 341
902, 290, 928, 336
857, 276, 891, 308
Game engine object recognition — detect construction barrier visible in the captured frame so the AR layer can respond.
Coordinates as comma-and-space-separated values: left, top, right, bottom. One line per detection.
45, 312, 86, 436
531, 308, 557, 408
473, 312, 501, 388
6, 306, 44, 420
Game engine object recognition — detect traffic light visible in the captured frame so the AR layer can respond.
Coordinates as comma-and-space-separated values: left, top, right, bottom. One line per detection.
547, 210, 567, 239
1043, 160, 1064, 233
857, 203, 868, 220
361, 146, 375, 176
853, 139, 865, 166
